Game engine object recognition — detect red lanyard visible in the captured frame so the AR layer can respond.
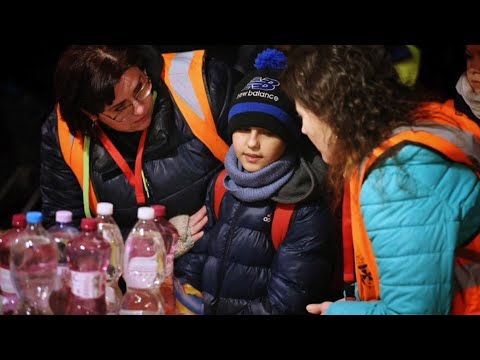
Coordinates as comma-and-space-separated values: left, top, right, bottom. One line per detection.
97, 127, 147, 204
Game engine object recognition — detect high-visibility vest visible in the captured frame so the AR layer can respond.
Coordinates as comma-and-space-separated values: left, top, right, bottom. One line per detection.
57, 50, 229, 218
344, 100, 480, 314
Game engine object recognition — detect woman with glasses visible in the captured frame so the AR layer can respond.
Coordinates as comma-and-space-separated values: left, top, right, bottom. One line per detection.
40, 45, 235, 246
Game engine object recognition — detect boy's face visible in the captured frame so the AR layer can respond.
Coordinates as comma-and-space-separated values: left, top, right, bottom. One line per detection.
232, 127, 286, 173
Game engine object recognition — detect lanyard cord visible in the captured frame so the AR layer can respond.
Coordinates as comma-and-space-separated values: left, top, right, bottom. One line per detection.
82, 91, 157, 211
97, 127, 148, 204
83, 135, 93, 217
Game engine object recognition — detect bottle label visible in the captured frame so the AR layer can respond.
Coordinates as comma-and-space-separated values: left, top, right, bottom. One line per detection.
125, 255, 158, 289
54, 265, 70, 291
119, 308, 162, 315
0, 267, 16, 294
70, 271, 105, 299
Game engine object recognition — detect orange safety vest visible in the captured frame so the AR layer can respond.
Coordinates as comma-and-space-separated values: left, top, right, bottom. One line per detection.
57, 49, 229, 218
344, 100, 480, 314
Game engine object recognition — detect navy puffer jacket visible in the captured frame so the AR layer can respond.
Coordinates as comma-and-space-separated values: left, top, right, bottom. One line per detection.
40, 53, 235, 235
175, 148, 340, 315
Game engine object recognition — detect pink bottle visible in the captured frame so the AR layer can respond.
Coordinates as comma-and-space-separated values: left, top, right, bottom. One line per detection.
10, 211, 58, 315
0, 214, 27, 315
65, 218, 111, 315
120, 207, 165, 315
152, 205, 179, 315
48, 210, 80, 315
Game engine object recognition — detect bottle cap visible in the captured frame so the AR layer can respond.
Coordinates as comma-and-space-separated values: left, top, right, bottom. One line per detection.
55, 210, 73, 223
137, 207, 154, 220
12, 213, 26, 227
151, 205, 166, 217
97, 202, 114, 216
81, 218, 97, 231
26, 211, 43, 224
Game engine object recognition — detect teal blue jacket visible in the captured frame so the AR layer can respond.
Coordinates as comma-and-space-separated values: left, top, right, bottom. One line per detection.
327, 144, 480, 315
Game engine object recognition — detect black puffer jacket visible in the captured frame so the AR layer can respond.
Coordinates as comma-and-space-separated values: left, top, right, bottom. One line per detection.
40, 53, 235, 235
175, 142, 341, 314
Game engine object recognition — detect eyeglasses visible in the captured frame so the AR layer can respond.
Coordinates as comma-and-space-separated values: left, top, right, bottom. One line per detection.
101, 76, 152, 122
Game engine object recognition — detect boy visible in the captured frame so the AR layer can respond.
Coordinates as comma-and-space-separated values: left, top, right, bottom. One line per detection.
175, 50, 340, 315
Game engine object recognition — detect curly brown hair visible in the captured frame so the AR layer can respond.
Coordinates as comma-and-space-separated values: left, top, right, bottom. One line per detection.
281, 45, 434, 208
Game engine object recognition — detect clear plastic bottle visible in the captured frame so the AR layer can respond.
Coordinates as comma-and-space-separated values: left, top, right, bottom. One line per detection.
65, 218, 111, 315
152, 205, 179, 315
10, 211, 58, 315
96, 202, 124, 315
47, 210, 80, 315
0, 214, 27, 315
120, 207, 165, 315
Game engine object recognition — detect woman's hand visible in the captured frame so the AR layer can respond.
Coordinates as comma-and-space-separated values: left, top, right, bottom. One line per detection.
189, 205, 208, 242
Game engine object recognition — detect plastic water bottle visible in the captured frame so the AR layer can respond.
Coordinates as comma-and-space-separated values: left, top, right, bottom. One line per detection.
152, 205, 179, 315
47, 210, 80, 315
96, 202, 124, 315
10, 211, 58, 315
65, 218, 111, 315
0, 214, 27, 315
120, 207, 165, 315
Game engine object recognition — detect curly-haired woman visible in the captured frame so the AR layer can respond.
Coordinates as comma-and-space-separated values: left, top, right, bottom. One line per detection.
282, 45, 480, 315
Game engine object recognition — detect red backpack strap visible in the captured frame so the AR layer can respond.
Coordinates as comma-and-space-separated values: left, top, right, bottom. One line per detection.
271, 203, 296, 250
213, 169, 228, 220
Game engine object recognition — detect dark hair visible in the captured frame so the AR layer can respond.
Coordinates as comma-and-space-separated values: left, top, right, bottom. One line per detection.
281, 45, 433, 208
54, 45, 151, 137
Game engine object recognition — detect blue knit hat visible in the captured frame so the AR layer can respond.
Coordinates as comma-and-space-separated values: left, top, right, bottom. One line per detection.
228, 49, 301, 143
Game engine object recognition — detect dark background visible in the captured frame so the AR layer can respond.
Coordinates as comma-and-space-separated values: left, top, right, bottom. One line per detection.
0, 44, 468, 229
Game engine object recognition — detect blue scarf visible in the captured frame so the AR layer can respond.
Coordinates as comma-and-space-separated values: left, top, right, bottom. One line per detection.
224, 146, 297, 202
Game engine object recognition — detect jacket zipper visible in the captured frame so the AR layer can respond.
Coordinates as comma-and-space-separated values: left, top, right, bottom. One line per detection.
211, 200, 241, 314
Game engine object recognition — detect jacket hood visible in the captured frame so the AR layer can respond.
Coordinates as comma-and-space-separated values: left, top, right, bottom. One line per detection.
271, 137, 327, 204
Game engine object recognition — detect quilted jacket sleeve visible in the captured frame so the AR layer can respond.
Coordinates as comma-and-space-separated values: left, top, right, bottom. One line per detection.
327, 145, 480, 315
173, 172, 219, 290
40, 110, 85, 229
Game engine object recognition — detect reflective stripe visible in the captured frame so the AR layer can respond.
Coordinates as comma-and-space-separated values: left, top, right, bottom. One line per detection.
167, 51, 205, 121
57, 106, 98, 216
82, 135, 92, 218
393, 123, 480, 165
162, 50, 228, 162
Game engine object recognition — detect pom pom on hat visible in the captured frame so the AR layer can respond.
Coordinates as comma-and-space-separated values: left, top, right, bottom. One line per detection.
254, 48, 288, 70
228, 48, 300, 143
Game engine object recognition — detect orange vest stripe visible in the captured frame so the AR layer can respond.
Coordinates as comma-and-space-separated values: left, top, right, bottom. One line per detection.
162, 50, 229, 163
347, 101, 480, 313
57, 106, 98, 217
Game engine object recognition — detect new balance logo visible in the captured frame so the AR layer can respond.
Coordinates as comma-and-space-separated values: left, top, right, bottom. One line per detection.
242, 77, 280, 91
